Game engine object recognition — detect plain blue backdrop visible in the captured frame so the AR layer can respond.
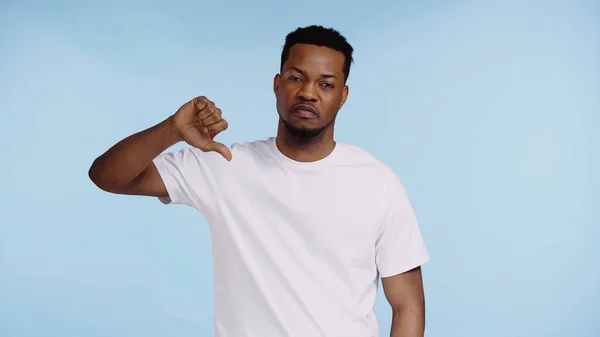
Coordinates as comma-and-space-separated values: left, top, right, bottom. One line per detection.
1, 0, 598, 336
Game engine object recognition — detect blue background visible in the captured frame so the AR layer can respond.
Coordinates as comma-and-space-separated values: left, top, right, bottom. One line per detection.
1, 0, 598, 336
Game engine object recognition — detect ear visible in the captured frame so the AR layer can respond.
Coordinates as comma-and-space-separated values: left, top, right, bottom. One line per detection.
340, 84, 349, 109
273, 73, 281, 95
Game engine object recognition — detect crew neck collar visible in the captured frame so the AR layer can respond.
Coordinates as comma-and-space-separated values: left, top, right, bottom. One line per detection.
269, 137, 339, 168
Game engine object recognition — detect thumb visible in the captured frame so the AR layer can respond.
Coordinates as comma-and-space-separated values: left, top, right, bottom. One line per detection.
204, 141, 233, 161
182, 128, 209, 152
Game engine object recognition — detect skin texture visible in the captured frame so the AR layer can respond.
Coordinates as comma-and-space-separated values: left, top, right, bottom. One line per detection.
273, 43, 348, 162
382, 267, 426, 337
89, 40, 425, 337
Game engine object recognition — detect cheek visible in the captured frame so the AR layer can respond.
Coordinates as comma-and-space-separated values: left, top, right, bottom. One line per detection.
322, 96, 344, 116
275, 90, 291, 111
324, 92, 343, 107
280, 86, 297, 102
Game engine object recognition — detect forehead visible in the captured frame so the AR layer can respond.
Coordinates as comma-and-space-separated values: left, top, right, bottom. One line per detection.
284, 44, 345, 76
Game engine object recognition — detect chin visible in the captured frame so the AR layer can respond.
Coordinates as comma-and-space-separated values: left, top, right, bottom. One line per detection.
281, 118, 326, 140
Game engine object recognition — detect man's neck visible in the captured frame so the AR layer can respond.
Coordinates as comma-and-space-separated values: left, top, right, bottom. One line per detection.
275, 123, 336, 163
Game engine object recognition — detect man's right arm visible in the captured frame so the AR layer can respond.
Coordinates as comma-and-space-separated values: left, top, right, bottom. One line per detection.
88, 116, 180, 197
89, 96, 231, 201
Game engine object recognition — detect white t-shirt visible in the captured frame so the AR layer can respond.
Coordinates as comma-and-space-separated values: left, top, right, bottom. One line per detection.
152, 137, 429, 337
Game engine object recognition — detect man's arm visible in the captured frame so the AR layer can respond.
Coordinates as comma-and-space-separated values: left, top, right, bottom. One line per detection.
88, 96, 230, 197
381, 266, 426, 337
89, 117, 180, 196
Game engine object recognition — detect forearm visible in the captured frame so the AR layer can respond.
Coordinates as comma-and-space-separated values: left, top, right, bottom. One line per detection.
389, 307, 425, 337
89, 116, 180, 189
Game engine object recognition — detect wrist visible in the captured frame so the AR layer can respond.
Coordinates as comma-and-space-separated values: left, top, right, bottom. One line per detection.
163, 115, 183, 144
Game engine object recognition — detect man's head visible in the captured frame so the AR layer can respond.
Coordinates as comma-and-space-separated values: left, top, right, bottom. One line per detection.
274, 25, 354, 142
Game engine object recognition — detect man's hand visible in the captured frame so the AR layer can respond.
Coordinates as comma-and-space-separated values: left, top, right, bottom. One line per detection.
172, 96, 232, 161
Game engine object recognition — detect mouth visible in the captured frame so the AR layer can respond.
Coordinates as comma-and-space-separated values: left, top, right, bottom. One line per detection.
291, 104, 318, 118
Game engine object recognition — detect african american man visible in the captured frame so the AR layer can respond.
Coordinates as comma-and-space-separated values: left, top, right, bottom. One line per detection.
89, 25, 430, 337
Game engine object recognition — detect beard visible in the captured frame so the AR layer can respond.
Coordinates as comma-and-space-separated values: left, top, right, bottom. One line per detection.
279, 113, 337, 142
281, 118, 326, 140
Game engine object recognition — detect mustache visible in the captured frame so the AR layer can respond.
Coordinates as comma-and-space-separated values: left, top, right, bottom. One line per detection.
291, 103, 319, 116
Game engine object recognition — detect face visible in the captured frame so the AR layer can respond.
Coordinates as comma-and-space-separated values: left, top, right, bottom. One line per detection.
274, 43, 349, 140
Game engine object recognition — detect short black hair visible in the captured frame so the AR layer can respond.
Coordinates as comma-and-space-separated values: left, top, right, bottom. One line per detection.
280, 25, 354, 83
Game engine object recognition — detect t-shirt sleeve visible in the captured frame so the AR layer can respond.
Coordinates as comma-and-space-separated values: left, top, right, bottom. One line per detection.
375, 172, 430, 278
152, 146, 227, 213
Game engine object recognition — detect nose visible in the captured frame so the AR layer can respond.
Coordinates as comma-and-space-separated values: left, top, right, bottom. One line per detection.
297, 82, 318, 102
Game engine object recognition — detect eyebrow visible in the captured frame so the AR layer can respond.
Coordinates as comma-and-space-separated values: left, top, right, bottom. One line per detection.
289, 66, 338, 80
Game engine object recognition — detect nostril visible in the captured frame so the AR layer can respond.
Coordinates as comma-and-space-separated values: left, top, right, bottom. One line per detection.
298, 94, 318, 103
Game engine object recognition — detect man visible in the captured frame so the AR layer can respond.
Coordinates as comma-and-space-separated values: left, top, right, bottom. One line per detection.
89, 25, 430, 337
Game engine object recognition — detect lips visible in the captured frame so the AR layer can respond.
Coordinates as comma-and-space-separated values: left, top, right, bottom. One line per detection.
291, 104, 318, 118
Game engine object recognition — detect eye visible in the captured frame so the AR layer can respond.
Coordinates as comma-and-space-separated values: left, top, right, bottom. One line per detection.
288, 76, 302, 82
322, 82, 334, 89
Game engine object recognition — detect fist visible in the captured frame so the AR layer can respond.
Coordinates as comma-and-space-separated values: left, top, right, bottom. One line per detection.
172, 96, 232, 161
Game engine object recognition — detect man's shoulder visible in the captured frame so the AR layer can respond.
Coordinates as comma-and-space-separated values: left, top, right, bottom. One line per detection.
336, 142, 396, 175
336, 142, 408, 205
159, 138, 274, 170
230, 137, 273, 152
229, 137, 275, 159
